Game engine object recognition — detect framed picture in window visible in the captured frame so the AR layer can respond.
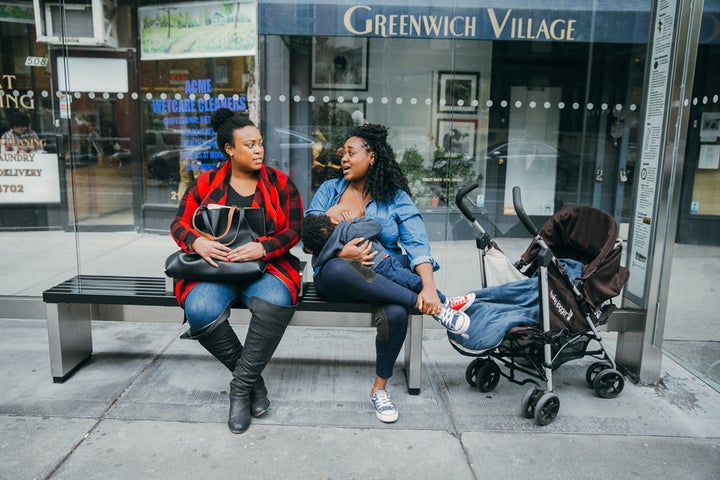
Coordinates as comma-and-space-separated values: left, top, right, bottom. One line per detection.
437, 119, 477, 158
437, 71, 479, 112
312, 37, 369, 90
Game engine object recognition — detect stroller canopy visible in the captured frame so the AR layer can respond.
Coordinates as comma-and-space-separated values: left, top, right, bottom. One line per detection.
520, 206, 629, 307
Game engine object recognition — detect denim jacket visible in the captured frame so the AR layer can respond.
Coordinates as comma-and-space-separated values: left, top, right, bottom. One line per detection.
306, 178, 439, 275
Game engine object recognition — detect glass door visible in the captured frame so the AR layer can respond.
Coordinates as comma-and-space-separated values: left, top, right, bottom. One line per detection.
54, 50, 140, 230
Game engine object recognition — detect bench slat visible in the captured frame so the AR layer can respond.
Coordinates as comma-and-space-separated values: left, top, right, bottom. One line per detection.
43, 275, 176, 306
43, 275, 375, 313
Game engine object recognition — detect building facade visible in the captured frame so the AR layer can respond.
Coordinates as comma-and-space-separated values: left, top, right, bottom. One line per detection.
0, 0, 717, 244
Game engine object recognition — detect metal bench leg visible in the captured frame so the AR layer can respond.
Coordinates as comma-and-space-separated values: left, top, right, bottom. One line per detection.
46, 303, 93, 383
404, 313, 423, 395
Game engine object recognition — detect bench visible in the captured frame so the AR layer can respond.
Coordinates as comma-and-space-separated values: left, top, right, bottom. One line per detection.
42, 274, 423, 394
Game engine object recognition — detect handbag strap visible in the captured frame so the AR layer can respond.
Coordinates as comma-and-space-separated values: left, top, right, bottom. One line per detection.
192, 205, 244, 242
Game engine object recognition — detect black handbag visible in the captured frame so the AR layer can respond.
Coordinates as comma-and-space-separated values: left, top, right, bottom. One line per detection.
165, 204, 267, 281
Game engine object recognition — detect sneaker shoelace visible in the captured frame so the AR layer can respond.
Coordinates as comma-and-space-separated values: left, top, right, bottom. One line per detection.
373, 390, 395, 412
436, 307, 462, 330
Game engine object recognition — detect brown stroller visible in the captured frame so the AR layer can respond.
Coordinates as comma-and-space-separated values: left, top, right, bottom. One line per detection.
450, 183, 629, 425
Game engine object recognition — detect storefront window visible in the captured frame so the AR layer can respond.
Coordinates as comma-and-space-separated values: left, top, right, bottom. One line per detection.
0, 0, 717, 299
139, 56, 254, 205
259, 1, 651, 240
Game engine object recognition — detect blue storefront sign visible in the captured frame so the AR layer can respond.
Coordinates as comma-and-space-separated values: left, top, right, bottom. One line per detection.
258, 0, 720, 44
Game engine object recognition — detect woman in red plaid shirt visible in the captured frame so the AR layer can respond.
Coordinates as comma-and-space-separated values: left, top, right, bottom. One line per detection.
170, 108, 303, 434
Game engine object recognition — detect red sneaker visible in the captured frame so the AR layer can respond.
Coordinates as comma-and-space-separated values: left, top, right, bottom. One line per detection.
445, 293, 476, 313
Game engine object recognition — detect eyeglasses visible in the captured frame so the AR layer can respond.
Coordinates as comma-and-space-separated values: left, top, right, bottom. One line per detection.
336, 143, 370, 158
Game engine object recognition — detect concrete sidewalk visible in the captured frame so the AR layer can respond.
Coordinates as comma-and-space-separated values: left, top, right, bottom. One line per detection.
1, 317, 719, 479
1, 231, 719, 479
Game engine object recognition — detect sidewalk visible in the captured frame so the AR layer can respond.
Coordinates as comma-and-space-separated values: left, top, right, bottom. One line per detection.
1, 318, 719, 479
1, 231, 719, 479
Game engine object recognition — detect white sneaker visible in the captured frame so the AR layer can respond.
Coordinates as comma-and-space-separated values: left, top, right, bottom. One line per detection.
370, 389, 399, 423
445, 292, 476, 313
434, 305, 470, 335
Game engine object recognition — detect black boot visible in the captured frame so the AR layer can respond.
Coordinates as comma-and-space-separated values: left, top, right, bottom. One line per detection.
181, 310, 270, 417
180, 309, 241, 370
250, 375, 270, 417
228, 297, 297, 434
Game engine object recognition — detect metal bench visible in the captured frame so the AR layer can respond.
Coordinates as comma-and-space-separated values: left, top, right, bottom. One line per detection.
42, 274, 423, 394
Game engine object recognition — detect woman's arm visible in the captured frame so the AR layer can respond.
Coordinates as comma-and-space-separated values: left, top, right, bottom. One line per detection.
169, 179, 232, 267
254, 177, 303, 260
170, 181, 202, 252
392, 191, 441, 314
414, 262, 442, 315
394, 191, 439, 271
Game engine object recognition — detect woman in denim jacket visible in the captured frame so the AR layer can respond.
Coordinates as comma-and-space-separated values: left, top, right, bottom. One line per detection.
306, 123, 446, 423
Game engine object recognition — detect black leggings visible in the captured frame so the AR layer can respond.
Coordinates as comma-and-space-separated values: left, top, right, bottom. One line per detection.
314, 258, 416, 379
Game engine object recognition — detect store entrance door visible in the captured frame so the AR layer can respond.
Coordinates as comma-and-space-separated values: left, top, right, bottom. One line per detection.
54, 50, 140, 230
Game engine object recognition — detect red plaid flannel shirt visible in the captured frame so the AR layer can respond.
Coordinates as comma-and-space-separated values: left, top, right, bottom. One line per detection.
170, 161, 303, 306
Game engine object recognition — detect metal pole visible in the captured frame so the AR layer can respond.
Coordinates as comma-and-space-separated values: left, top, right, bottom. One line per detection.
614, 0, 704, 384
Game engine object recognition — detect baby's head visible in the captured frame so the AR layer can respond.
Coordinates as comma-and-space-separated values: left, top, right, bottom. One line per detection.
301, 214, 337, 254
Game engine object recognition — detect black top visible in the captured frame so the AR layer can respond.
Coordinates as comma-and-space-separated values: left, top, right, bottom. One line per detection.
227, 186, 254, 207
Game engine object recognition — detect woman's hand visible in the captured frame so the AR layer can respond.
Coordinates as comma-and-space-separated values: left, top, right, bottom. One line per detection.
414, 263, 442, 316
337, 237, 377, 266
191, 236, 232, 268
416, 287, 442, 316
226, 241, 265, 263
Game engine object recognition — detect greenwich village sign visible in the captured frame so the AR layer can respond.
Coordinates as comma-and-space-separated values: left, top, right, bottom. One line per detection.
258, 2, 652, 44
343, 6, 578, 41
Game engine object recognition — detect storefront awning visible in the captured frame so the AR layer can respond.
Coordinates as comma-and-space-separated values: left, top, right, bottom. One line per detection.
258, 0, 720, 44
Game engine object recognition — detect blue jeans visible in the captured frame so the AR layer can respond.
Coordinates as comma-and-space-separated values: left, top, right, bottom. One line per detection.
374, 255, 447, 304
184, 273, 292, 330
314, 257, 414, 379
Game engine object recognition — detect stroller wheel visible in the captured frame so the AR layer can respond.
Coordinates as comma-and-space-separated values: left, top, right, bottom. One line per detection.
585, 361, 612, 388
474, 361, 501, 393
465, 358, 487, 387
520, 387, 541, 419
534, 392, 560, 426
593, 369, 625, 398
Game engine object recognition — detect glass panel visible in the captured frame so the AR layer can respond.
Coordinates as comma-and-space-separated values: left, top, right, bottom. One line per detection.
261, 36, 648, 235
140, 56, 253, 204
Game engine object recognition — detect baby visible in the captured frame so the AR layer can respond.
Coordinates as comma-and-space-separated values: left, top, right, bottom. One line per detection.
302, 213, 474, 334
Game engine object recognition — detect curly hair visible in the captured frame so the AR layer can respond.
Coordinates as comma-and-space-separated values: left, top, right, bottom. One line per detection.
211, 108, 256, 159
301, 214, 337, 255
351, 123, 410, 202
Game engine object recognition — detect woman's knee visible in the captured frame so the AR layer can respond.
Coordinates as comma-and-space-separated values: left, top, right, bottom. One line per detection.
183, 283, 236, 328
184, 295, 231, 328
383, 304, 409, 331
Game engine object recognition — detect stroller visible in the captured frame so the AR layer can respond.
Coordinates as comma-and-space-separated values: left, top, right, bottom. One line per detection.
450, 182, 629, 426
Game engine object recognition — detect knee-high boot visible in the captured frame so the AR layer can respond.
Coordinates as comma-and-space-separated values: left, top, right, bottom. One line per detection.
180, 308, 241, 370
228, 297, 297, 434
180, 310, 270, 417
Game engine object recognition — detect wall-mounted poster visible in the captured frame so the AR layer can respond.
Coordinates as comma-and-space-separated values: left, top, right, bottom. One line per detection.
437, 119, 476, 158
0, 2, 34, 24
437, 71, 478, 112
312, 37, 368, 90
700, 112, 720, 142
139, 1, 257, 60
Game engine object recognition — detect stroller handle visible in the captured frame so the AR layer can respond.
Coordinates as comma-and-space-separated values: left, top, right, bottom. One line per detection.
512, 186, 539, 236
455, 181, 479, 222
